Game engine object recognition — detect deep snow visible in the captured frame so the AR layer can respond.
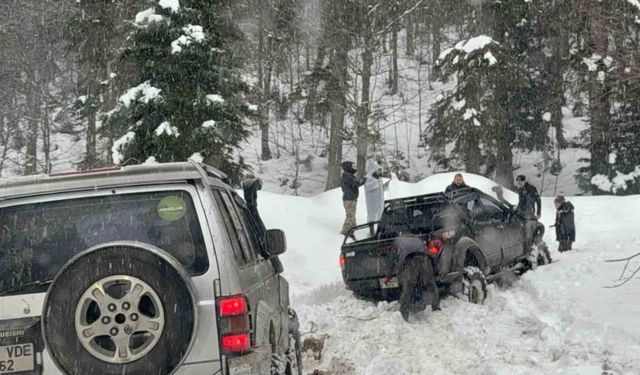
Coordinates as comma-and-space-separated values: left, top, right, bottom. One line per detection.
259, 172, 640, 374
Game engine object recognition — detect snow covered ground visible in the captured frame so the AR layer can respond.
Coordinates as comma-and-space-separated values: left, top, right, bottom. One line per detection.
260, 172, 640, 374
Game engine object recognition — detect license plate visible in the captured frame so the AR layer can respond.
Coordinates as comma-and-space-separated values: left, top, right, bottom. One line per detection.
0, 343, 34, 374
380, 277, 399, 289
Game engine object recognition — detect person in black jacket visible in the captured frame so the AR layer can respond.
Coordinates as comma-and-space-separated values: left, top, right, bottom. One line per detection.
386, 235, 440, 321
445, 173, 469, 194
340, 161, 365, 237
515, 175, 541, 219
554, 196, 575, 252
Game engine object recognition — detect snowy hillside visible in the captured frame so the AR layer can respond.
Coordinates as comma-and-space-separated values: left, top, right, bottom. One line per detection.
242, 37, 590, 198
260, 172, 640, 374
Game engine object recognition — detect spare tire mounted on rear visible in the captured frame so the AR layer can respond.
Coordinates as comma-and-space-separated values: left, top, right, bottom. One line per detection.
42, 242, 197, 375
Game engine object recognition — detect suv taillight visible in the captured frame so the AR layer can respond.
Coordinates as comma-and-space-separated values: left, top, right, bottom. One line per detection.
218, 295, 251, 354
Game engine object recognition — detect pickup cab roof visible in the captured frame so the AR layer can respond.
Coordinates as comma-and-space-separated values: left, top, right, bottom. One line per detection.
0, 161, 231, 202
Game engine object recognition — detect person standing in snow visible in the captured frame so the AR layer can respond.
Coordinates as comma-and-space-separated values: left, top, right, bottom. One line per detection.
554, 196, 575, 252
386, 235, 440, 321
341, 161, 365, 238
445, 173, 469, 194
364, 161, 389, 225
515, 175, 541, 219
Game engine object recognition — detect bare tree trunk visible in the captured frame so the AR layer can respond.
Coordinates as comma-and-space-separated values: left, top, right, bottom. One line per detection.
82, 107, 97, 168
430, 7, 442, 81
325, 42, 349, 191
356, 26, 374, 179
304, 39, 326, 121
549, 23, 568, 148
495, 126, 514, 187
257, 20, 272, 161
588, 8, 611, 180
406, 14, 415, 56
25, 80, 40, 175
0, 115, 8, 177
43, 103, 52, 173
390, 24, 399, 94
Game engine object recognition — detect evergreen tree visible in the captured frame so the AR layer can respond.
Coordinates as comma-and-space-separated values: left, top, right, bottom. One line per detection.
429, 1, 550, 187
574, 1, 640, 194
105, 0, 253, 183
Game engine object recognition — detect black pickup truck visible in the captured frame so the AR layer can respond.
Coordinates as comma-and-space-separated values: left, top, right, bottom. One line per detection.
339, 187, 551, 303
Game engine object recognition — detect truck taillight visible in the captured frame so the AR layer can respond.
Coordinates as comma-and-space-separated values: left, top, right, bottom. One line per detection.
218, 295, 251, 355
339, 254, 346, 269
427, 240, 443, 255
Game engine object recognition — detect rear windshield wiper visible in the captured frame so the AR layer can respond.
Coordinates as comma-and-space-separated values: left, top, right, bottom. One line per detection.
0, 280, 53, 296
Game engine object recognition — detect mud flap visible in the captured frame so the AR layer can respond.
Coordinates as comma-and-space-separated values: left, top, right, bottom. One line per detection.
228, 346, 271, 375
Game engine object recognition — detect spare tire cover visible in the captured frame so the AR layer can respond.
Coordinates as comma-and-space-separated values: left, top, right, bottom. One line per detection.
42, 242, 197, 375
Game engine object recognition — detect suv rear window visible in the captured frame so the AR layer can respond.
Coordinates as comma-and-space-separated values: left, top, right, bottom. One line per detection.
0, 190, 208, 295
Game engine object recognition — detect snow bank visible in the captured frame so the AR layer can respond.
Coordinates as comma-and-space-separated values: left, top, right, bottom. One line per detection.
260, 172, 640, 374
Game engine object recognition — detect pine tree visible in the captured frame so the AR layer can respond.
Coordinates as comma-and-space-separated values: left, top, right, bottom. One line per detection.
429, 1, 549, 187
105, 0, 253, 184
573, 1, 640, 195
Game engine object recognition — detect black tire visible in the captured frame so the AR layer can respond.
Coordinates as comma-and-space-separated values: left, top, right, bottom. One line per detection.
42, 243, 196, 375
459, 267, 487, 304
272, 309, 303, 375
285, 331, 303, 375
536, 244, 552, 266
286, 309, 303, 375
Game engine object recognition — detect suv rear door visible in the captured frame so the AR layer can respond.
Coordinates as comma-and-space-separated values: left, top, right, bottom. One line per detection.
212, 190, 285, 351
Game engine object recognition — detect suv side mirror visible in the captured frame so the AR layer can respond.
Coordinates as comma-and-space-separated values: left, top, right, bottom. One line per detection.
266, 229, 287, 257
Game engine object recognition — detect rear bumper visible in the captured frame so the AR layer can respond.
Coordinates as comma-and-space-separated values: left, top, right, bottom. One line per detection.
226, 346, 271, 375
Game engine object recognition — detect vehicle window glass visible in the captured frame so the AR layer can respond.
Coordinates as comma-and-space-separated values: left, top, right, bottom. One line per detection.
212, 190, 249, 266
0, 190, 208, 295
237, 205, 265, 260
228, 194, 264, 261
218, 192, 255, 264
480, 198, 503, 213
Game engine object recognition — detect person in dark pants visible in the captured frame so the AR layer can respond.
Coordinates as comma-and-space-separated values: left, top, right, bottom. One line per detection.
515, 175, 541, 219
445, 173, 469, 194
554, 196, 575, 252
340, 161, 365, 238
386, 235, 440, 321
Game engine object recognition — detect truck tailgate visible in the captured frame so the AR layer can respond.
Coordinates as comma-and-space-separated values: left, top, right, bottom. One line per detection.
342, 241, 393, 280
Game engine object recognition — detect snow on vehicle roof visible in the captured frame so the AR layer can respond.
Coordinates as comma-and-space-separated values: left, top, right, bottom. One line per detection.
0, 161, 228, 201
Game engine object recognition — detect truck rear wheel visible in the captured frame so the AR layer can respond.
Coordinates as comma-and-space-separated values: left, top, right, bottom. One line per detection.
42, 242, 197, 375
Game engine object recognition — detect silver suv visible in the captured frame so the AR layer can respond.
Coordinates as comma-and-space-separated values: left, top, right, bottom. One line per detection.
0, 161, 302, 375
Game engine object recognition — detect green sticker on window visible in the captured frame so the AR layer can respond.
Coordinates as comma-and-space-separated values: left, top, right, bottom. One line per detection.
157, 196, 186, 221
